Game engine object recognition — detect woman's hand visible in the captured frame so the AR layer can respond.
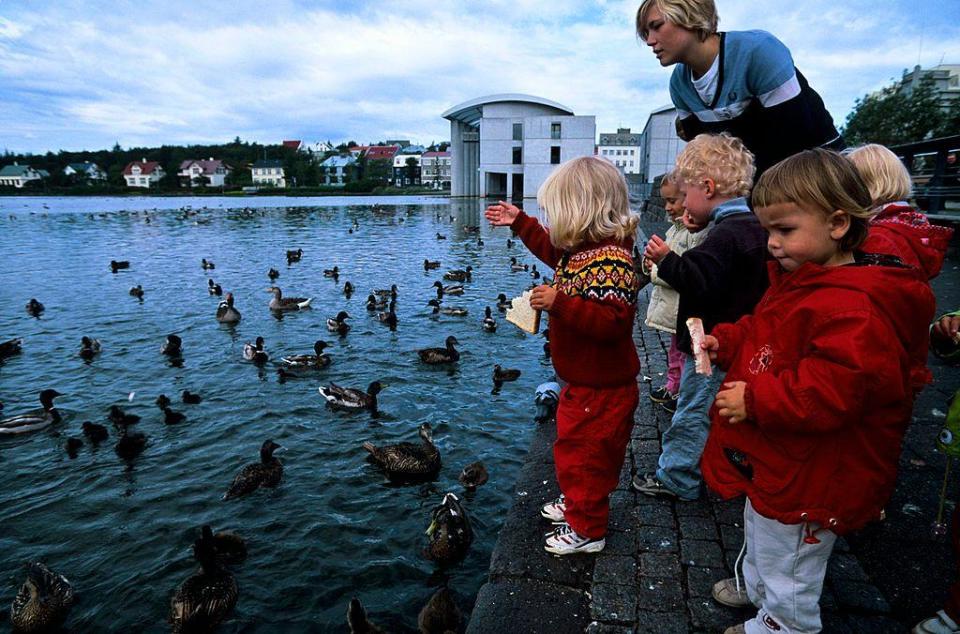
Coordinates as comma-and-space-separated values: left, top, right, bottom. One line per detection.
644, 235, 671, 263
715, 381, 747, 424
484, 201, 520, 227
529, 285, 557, 311
701, 334, 719, 361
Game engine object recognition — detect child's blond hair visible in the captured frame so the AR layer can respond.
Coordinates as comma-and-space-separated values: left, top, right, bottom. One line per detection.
754, 149, 874, 252
538, 156, 640, 250
843, 144, 913, 208
674, 133, 755, 198
636, 0, 718, 42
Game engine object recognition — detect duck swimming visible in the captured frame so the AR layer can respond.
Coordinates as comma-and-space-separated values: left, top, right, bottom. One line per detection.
418, 336, 460, 364
424, 492, 473, 565
114, 425, 147, 460
268, 267, 280, 281
110, 260, 130, 272
424, 259, 441, 270
443, 266, 472, 282
182, 390, 202, 404
377, 308, 398, 329
343, 281, 354, 297
216, 293, 241, 323
169, 527, 237, 634
162, 334, 183, 356
347, 598, 385, 634
82, 421, 108, 443
79, 336, 101, 360
432, 281, 464, 296
243, 336, 269, 363
0, 337, 22, 359
510, 257, 528, 272
223, 439, 283, 499
164, 407, 186, 425
267, 286, 311, 311
418, 587, 462, 634
458, 461, 489, 490
156, 394, 171, 410
362, 422, 441, 481
0, 389, 63, 434
281, 340, 332, 368
496, 293, 511, 311
436, 232, 446, 240
319, 381, 385, 414
324, 266, 339, 278
493, 364, 521, 383
427, 299, 467, 317
327, 311, 350, 335
482, 306, 497, 332
208, 278, 222, 296
373, 284, 398, 298
109, 405, 140, 428
25, 298, 44, 317
10, 562, 75, 633
201, 258, 215, 270
207, 525, 247, 567
129, 285, 144, 300
366, 294, 386, 311
286, 248, 303, 263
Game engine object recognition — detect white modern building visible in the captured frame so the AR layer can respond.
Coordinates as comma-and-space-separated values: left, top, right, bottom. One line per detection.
639, 104, 686, 184
443, 94, 596, 198
599, 128, 643, 175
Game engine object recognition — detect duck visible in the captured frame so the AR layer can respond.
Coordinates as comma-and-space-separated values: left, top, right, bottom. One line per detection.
343, 281, 354, 297
534, 381, 562, 424
327, 311, 351, 335
319, 381, 385, 413
542, 328, 551, 358
66, 437, 83, 457
216, 293, 241, 323
477, 237, 484, 247
458, 461, 489, 490
493, 364, 521, 383
432, 281, 464, 296
0, 389, 63, 434
82, 421, 109, 443
0, 337, 22, 359
267, 286, 311, 311
78, 336, 102, 361
482, 306, 497, 332
156, 394, 171, 410
164, 407, 186, 425
377, 308, 398, 329
366, 294, 386, 311
373, 284, 398, 298
363, 422, 441, 481
114, 426, 147, 460
182, 390, 202, 404
417, 587, 462, 634
208, 278, 223, 296
26, 298, 44, 317
207, 525, 248, 567
436, 232, 446, 240
324, 266, 339, 278
443, 266, 472, 282
110, 260, 130, 272
268, 267, 280, 281
243, 336, 269, 363
281, 340, 332, 368
169, 527, 237, 634
108, 405, 140, 427
531, 264, 540, 279
418, 336, 460, 364
9, 562, 75, 633
222, 439, 283, 499
162, 334, 183, 356
423, 492, 473, 565
496, 293, 511, 311
510, 257, 528, 272
129, 284, 144, 299
286, 248, 303, 263
506, 238, 514, 248
427, 299, 467, 317
424, 259, 441, 270
347, 598, 385, 634
201, 258, 215, 270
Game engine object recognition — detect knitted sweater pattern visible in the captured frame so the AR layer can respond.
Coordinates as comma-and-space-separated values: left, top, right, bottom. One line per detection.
555, 244, 639, 307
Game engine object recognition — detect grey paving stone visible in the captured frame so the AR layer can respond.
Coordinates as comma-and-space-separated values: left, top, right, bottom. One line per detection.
585, 622, 635, 634
637, 525, 679, 553
631, 439, 661, 456
635, 503, 676, 529
632, 424, 660, 440
679, 514, 719, 541
680, 539, 725, 568
675, 496, 714, 517
466, 578, 590, 634
686, 566, 727, 598
832, 580, 892, 614
843, 615, 906, 633
687, 596, 747, 631
827, 553, 871, 582
712, 498, 745, 526
604, 528, 639, 556
591, 583, 638, 624
819, 611, 855, 634
635, 610, 689, 633
639, 553, 682, 578
609, 491, 636, 531
719, 524, 744, 552
593, 555, 638, 586
636, 576, 685, 613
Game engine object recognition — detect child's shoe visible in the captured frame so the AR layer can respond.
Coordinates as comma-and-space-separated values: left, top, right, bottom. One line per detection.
649, 386, 674, 403
540, 495, 566, 524
722, 625, 745, 634
711, 578, 752, 608
544, 524, 605, 555
632, 472, 678, 498
913, 610, 960, 634
660, 393, 679, 414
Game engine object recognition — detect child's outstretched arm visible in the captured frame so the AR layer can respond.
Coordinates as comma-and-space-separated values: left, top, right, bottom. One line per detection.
485, 200, 563, 268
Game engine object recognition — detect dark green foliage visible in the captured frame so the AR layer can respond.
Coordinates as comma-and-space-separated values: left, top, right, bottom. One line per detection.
843, 75, 948, 146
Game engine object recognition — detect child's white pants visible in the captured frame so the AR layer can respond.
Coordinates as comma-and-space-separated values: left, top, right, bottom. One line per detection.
742, 499, 837, 634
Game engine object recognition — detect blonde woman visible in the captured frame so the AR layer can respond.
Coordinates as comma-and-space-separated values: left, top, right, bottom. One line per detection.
484, 156, 641, 555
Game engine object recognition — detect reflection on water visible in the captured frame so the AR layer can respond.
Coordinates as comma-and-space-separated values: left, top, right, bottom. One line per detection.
0, 195, 552, 631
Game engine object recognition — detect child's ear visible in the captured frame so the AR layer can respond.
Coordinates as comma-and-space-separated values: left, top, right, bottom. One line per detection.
703, 178, 716, 198
828, 210, 851, 240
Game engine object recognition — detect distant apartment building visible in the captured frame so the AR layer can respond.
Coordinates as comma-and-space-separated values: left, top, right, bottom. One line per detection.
123, 159, 165, 188
639, 104, 686, 184
598, 128, 643, 175
362, 145, 399, 183
0, 163, 48, 188
178, 158, 232, 187
393, 149, 422, 187
898, 64, 960, 110
251, 159, 286, 188
421, 151, 451, 190
320, 155, 357, 186
63, 161, 107, 182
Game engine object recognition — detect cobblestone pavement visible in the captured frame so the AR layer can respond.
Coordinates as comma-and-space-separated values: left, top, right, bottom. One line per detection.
467, 209, 960, 634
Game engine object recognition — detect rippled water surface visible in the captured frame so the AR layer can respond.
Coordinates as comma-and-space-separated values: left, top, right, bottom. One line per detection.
0, 195, 554, 631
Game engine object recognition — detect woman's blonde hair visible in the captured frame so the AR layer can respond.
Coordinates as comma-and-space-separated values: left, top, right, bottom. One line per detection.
754, 149, 874, 252
675, 133, 755, 198
844, 144, 913, 208
636, 0, 718, 42
538, 156, 640, 250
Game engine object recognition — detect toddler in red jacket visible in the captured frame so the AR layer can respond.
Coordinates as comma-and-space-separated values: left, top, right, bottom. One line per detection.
484, 156, 641, 555
699, 149, 935, 634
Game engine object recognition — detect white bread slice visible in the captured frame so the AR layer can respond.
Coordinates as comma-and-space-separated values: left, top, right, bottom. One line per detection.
686, 317, 712, 376
505, 290, 542, 334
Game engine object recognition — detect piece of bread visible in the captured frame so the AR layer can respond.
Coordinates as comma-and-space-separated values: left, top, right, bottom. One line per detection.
506, 290, 542, 334
686, 317, 712, 376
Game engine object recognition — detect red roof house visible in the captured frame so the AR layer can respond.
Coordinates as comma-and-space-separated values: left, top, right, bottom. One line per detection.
364, 145, 400, 161
282, 140, 302, 151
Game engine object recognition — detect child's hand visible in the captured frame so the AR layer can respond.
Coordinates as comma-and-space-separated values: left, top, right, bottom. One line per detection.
715, 381, 747, 423
701, 334, 719, 361
529, 285, 557, 311
932, 314, 960, 347
484, 201, 520, 227
644, 235, 671, 263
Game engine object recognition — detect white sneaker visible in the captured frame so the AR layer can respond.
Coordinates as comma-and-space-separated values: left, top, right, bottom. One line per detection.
540, 495, 566, 524
913, 610, 960, 634
544, 524, 605, 555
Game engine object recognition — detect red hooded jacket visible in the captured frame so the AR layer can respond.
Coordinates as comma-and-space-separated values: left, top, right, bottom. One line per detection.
701, 254, 935, 534
862, 203, 954, 280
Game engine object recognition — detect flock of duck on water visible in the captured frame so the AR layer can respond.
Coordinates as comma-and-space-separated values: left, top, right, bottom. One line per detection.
0, 209, 558, 633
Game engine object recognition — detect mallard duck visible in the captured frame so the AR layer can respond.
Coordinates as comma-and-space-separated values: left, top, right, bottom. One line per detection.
534, 381, 561, 424
432, 281, 464, 296
161, 334, 182, 356
506, 238, 514, 248
164, 407, 186, 425
427, 300, 467, 317
458, 461, 489, 490
267, 286, 311, 311
0, 337, 22, 359
169, 528, 237, 634
110, 260, 130, 272
222, 439, 283, 499
496, 293, 511, 311
343, 281, 354, 297
362, 422, 441, 480
156, 394, 171, 410
493, 364, 521, 383
418, 336, 460, 364
10, 562, 75, 633
373, 284, 398, 298
418, 587, 462, 634
424, 259, 441, 270
109, 405, 140, 427
82, 421, 108, 443
443, 266, 472, 282
216, 293, 241, 323
347, 598, 384, 634
286, 248, 303, 262
182, 390, 202, 404
377, 309, 398, 329
482, 306, 497, 332
324, 266, 339, 278
531, 264, 540, 279
0, 389, 62, 434
510, 257, 528, 272
201, 258, 215, 270
424, 493, 473, 565
268, 267, 280, 281
129, 284, 144, 299
114, 426, 147, 460
436, 232, 446, 240
208, 278, 222, 296
79, 336, 101, 360
26, 298, 44, 317
243, 336, 269, 363
281, 340, 331, 368
319, 381, 385, 413
366, 294, 386, 311
327, 311, 351, 335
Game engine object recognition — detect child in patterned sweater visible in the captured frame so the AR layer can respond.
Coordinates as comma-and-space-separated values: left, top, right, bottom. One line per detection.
485, 156, 641, 555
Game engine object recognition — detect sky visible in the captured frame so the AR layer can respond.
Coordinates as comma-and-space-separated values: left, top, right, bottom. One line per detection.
1, 0, 959, 154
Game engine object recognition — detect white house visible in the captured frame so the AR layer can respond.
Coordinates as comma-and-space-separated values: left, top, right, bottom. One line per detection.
320, 155, 356, 186
63, 162, 107, 181
598, 128, 643, 175
251, 159, 286, 188
421, 151, 451, 190
639, 104, 686, 184
310, 141, 335, 155
123, 159, 165, 188
392, 150, 422, 187
443, 94, 596, 198
0, 163, 48, 188
178, 158, 232, 187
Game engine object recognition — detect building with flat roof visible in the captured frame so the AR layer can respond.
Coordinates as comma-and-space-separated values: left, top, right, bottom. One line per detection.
443, 94, 596, 198
639, 104, 686, 184
599, 127, 643, 175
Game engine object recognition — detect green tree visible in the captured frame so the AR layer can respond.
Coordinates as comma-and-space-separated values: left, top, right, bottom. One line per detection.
843, 75, 944, 146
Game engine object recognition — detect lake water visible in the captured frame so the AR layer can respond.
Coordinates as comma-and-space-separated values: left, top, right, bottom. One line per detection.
0, 195, 554, 631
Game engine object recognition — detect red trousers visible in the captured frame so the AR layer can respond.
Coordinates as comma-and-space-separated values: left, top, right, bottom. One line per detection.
554, 382, 639, 539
